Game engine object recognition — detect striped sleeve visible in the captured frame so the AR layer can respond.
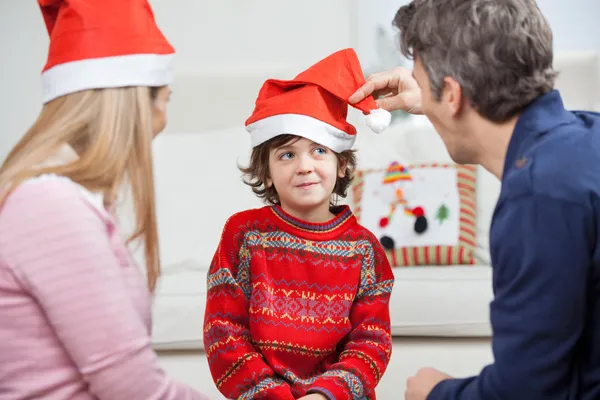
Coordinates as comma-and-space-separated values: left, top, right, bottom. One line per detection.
0, 179, 210, 400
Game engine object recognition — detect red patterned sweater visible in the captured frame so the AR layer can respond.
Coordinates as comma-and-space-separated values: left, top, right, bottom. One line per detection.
203, 205, 394, 399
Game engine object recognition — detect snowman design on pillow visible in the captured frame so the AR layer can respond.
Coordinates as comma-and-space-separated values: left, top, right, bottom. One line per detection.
376, 161, 428, 249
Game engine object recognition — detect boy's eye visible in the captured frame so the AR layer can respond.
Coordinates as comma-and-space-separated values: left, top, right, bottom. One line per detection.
279, 152, 294, 160
313, 147, 327, 155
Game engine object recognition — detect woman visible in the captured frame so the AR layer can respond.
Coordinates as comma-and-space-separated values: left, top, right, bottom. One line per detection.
0, 1, 211, 399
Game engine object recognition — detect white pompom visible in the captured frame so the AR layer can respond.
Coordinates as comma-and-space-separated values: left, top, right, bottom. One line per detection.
365, 108, 392, 133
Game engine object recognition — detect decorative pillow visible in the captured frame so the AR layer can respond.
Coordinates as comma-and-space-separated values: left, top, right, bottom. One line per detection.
351, 162, 477, 266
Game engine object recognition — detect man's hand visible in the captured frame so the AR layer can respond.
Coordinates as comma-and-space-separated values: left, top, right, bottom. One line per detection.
297, 394, 328, 400
405, 367, 452, 400
349, 67, 423, 115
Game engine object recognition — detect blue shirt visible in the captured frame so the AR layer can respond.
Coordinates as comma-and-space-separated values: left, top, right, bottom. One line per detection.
429, 90, 600, 400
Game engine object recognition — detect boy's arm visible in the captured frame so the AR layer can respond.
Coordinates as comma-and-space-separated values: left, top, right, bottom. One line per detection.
428, 193, 590, 399
203, 216, 295, 400
307, 236, 394, 400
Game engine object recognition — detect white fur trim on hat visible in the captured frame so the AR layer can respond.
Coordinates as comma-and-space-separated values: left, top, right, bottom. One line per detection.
41, 53, 175, 103
246, 113, 356, 153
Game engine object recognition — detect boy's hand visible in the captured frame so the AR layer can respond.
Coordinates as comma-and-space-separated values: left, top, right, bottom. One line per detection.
405, 367, 452, 400
297, 394, 328, 400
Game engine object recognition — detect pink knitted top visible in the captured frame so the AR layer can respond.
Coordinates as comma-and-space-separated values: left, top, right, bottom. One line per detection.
0, 175, 209, 400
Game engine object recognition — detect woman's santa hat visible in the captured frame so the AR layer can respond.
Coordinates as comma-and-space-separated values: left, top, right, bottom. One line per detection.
38, 0, 175, 104
245, 48, 392, 153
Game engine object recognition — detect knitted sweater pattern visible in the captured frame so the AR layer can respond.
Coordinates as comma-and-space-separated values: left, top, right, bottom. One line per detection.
203, 205, 394, 400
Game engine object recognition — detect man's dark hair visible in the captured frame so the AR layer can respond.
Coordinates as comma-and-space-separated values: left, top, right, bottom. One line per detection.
394, 0, 556, 121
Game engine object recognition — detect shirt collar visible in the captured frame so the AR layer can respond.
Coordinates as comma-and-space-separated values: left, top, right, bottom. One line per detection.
503, 90, 576, 177
36, 144, 108, 211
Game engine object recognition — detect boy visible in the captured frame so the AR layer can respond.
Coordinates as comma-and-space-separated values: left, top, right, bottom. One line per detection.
203, 48, 394, 400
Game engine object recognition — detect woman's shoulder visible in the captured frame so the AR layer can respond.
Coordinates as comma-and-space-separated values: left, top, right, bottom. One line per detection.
0, 174, 108, 225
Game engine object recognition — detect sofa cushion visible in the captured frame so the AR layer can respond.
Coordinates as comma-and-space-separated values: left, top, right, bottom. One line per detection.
151, 262, 493, 350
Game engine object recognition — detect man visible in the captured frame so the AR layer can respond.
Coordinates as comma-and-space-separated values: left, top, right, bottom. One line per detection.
350, 0, 600, 399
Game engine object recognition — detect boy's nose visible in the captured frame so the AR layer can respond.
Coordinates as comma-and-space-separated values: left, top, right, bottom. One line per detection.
296, 154, 315, 174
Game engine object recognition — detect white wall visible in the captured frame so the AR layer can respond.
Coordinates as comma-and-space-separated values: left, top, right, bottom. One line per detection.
148, 0, 355, 74
355, 0, 600, 71
0, 2, 47, 162
1, 0, 600, 162
541, 0, 600, 54
0, 0, 355, 161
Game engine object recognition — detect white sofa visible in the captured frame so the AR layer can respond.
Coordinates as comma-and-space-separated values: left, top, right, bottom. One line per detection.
149, 51, 600, 348
149, 116, 498, 351
148, 118, 500, 400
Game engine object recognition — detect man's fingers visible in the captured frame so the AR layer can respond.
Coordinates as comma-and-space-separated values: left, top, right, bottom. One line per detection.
403, 91, 423, 114
348, 80, 376, 104
376, 96, 390, 111
349, 72, 400, 104
372, 88, 396, 99
348, 68, 423, 113
376, 91, 423, 114
376, 93, 405, 112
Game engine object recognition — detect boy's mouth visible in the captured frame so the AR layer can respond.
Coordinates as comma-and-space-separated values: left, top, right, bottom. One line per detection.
296, 182, 318, 188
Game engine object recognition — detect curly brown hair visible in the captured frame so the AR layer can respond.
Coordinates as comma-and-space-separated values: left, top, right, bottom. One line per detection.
240, 134, 356, 206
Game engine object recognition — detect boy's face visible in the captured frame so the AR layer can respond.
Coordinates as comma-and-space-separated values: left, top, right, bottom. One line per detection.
267, 137, 345, 217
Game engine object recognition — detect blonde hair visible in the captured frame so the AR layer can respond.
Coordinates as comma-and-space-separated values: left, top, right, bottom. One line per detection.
0, 87, 161, 292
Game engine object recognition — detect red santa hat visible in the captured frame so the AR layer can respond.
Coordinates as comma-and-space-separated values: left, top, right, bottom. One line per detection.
38, 0, 175, 104
245, 48, 392, 153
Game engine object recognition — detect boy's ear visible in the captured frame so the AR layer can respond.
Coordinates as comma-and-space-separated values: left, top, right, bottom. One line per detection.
265, 176, 273, 188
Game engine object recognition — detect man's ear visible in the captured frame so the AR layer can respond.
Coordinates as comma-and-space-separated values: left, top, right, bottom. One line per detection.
442, 76, 463, 116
